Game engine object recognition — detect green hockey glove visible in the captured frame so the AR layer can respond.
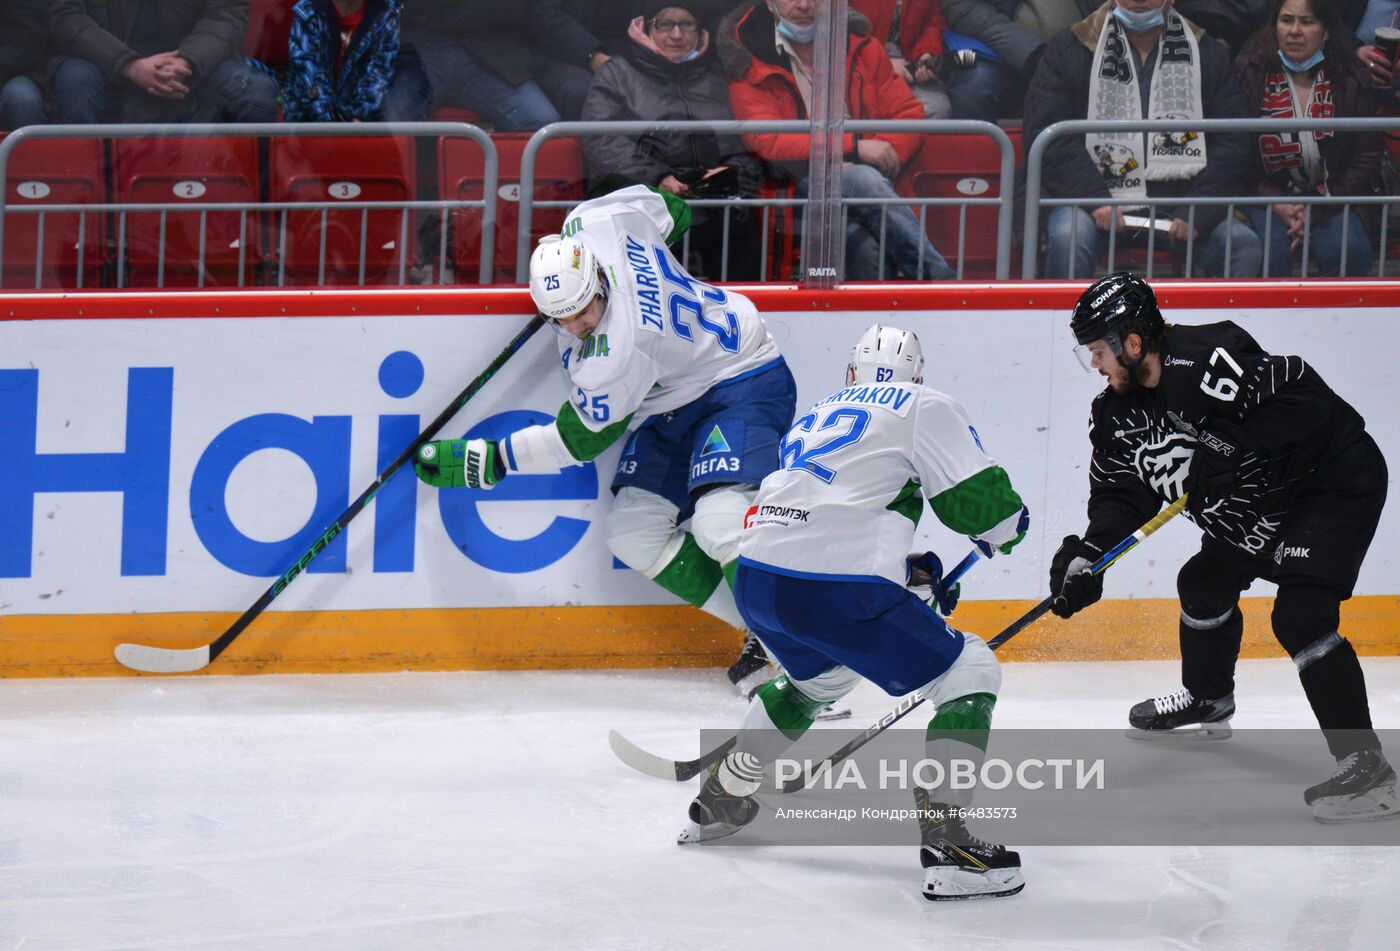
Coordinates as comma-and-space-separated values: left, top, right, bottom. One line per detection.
414, 439, 503, 489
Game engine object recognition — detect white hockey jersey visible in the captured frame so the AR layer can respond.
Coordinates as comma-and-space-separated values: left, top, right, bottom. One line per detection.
739, 381, 1023, 586
504, 187, 781, 474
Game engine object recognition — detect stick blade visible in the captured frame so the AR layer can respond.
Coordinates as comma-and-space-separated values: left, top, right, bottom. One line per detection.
608, 729, 684, 780
608, 729, 732, 782
114, 642, 212, 674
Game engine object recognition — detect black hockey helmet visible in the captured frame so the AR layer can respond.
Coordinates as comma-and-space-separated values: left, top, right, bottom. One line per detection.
1070, 272, 1165, 378
1070, 272, 1164, 348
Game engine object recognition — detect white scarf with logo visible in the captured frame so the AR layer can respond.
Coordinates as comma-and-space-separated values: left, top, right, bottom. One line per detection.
1086, 9, 1206, 202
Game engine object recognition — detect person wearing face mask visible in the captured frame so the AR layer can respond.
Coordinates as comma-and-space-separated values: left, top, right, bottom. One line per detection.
1236, 0, 1384, 276
1024, 1, 1264, 278
719, 0, 959, 280
581, 3, 767, 280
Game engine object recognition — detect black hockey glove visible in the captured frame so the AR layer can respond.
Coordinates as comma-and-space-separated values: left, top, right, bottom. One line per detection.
1182, 420, 1261, 512
1048, 535, 1104, 619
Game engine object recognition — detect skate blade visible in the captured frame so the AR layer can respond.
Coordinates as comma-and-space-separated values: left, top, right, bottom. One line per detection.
1312, 783, 1400, 824
922, 866, 1024, 901
677, 820, 746, 846
816, 704, 852, 722
1124, 720, 1232, 742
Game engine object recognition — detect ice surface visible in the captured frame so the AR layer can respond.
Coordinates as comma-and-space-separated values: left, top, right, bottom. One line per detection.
3, 658, 1399, 950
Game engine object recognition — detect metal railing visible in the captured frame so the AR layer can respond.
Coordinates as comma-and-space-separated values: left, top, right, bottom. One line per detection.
515, 119, 1018, 282
1022, 117, 1400, 279
6, 117, 1395, 289
0, 122, 498, 288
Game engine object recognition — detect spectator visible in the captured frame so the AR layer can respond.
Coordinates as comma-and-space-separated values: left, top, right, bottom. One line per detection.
0, 0, 52, 129
1354, 0, 1400, 107
1237, 0, 1383, 275
719, 0, 958, 280
582, 3, 767, 280
282, 0, 404, 122
1024, 1, 1263, 278
400, 0, 609, 130
941, 0, 1087, 119
850, 1, 953, 118
49, 0, 279, 124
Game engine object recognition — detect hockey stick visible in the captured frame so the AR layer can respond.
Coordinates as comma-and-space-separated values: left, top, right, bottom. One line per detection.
114, 313, 549, 674
609, 548, 983, 782
775, 495, 1188, 793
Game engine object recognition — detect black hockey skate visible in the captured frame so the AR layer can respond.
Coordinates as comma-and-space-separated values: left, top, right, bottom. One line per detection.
677, 762, 760, 845
915, 790, 1024, 901
1127, 688, 1234, 740
726, 632, 774, 697
1306, 749, 1400, 823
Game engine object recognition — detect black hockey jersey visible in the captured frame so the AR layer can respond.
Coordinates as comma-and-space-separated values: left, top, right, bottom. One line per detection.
1083, 321, 1366, 558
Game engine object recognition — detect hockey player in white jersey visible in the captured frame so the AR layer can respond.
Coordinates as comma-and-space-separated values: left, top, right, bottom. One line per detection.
413, 186, 795, 688
679, 324, 1032, 901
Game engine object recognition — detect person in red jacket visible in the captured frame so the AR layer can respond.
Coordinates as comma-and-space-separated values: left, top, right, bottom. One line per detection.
718, 0, 957, 279
851, 0, 952, 118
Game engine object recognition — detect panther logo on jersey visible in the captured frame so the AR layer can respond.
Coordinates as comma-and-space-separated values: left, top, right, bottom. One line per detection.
1133, 432, 1195, 500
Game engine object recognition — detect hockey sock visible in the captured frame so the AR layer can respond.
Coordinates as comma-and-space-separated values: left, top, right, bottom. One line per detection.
1179, 607, 1244, 700
717, 676, 827, 796
649, 533, 744, 628
1296, 637, 1380, 759
926, 693, 997, 750
923, 693, 997, 809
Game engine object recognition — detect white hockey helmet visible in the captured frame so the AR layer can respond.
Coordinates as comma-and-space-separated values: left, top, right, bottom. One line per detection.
847, 324, 924, 385
529, 234, 603, 320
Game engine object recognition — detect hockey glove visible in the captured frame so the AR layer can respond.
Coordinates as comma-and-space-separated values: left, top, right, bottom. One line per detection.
906, 551, 961, 616
970, 504, 1031, 559
1048, 534, 1104, 619
1183, 431, 1260, 513
414, 439, 504, 490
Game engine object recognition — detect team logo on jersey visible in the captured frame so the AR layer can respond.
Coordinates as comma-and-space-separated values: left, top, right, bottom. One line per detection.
576, 333, 610, 361
701, 425, 732, 455
1133, 432, 1195, 500
693, 422, 744, 480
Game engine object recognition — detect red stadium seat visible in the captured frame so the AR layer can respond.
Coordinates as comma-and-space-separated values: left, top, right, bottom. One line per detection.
112, 137, 261, 287
896, 128, 1022, 279
270, 136, 416, 285
241, 0, 293, 68
439, 132, 584, 284
0, 135, 106, 289
431, 107, 487, 126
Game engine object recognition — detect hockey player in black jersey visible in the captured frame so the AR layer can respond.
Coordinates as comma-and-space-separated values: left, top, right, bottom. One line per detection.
1050, 272, 1395, 823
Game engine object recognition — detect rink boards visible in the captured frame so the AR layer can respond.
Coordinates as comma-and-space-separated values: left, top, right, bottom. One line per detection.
2, 283, 1397, 677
